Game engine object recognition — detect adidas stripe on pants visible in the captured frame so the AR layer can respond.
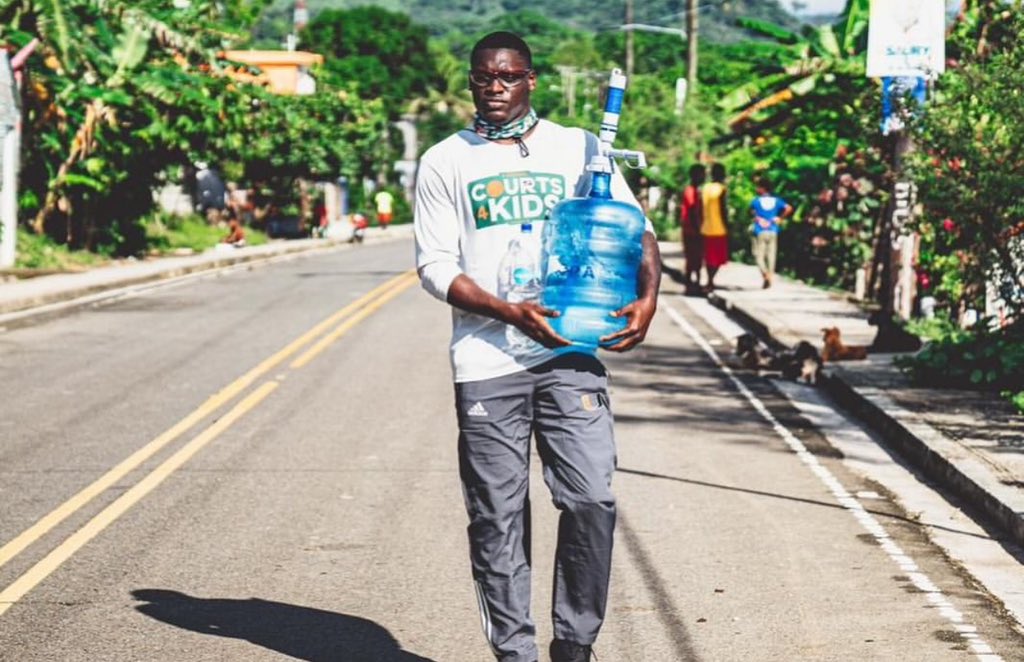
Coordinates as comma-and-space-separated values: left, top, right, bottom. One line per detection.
454, 353, 616, 662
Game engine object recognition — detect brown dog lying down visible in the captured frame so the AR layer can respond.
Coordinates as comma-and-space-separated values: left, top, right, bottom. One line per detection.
821, 326, 868, 362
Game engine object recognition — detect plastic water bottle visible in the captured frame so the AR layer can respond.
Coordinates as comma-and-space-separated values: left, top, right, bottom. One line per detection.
499, 223, 542, 350
539, 68, 647, 348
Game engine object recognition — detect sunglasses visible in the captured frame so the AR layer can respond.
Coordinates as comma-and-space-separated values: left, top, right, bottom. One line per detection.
468, 69, 533, 88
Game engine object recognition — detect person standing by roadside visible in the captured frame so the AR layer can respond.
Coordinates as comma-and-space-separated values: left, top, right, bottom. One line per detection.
701, 162, 729, 292
750, 178, 793, 289
679, 163, 705, 295
374, 189, 394, 229
414, 31, 660, 662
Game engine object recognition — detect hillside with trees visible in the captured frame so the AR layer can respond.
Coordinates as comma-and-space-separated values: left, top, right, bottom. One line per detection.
254, 0, 801, 45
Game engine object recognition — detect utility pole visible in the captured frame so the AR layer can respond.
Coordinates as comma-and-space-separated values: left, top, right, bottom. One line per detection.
287, 0, 308, 51
686, 0, 698, 95
625, 0, 635, 79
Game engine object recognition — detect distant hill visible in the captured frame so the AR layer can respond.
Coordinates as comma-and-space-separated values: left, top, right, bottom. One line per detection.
256, 0, 804, 44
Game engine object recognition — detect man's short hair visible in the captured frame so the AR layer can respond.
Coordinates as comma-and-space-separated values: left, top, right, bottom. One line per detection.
471, 31, 532, 68
689, 164, 706, 182
711, 163, 727, 181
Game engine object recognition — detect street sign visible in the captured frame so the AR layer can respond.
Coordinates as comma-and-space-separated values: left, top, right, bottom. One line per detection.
866, 0, 946, 79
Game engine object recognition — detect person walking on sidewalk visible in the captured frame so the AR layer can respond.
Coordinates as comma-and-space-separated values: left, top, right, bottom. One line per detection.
679, 163, 705, 295
414, 31, 660, 662
750, 178, 792, 289
701, 162, 730, 292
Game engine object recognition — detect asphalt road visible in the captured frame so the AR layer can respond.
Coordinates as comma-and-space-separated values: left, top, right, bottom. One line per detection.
1, 239, 1022, 661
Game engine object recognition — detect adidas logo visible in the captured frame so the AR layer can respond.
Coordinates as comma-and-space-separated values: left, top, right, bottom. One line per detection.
467, 402, 489, 417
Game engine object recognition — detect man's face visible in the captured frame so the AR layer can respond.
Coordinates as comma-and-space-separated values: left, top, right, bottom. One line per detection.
469, 48, 536, 126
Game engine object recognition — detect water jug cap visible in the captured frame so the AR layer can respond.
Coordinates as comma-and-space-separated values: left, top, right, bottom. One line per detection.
587, 154, 612, 174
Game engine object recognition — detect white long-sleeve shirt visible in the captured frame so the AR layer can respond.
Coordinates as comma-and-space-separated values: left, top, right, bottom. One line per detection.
414, 119, 650, 383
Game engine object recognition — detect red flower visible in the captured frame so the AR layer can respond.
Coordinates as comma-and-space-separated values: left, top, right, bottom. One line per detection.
942, 218, 956, 232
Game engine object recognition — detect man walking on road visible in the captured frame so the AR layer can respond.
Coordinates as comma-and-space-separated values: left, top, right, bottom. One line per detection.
750, 178, 792, 289
413, 31, 660, 662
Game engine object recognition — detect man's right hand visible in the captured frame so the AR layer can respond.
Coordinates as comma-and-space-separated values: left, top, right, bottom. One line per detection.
504, 301, 572, 349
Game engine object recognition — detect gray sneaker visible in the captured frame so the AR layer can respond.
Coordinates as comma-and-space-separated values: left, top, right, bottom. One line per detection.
550, 639, 592, 662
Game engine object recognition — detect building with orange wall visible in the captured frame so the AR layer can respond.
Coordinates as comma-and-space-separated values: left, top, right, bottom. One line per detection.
221, 50, 323, 95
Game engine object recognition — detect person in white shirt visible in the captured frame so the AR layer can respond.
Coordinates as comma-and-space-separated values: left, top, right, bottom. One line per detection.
414, 31, 660, 662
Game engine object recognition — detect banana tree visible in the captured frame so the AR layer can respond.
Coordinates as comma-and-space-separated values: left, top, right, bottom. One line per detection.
3, 0, 391, 253
718, 0, 870, 129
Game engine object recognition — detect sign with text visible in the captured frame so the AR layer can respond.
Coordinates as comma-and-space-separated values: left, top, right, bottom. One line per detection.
866, 0, 946, 78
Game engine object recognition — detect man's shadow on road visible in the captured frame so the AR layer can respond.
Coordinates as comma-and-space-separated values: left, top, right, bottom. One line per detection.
132, 589, 434, 662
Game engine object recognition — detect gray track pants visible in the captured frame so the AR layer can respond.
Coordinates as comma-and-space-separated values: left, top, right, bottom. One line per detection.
454, 353, 617, 662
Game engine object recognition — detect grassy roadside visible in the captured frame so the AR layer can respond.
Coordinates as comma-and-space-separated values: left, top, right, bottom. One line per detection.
10, 215, 268, 272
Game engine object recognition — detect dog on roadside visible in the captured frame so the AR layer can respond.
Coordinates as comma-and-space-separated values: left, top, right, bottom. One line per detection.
735, 332, 775, 371
777, 340, 823, 385
821, 326, 868, 362
734, 333, 822, 384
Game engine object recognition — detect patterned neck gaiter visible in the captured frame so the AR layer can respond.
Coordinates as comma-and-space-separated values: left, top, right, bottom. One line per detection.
472, 108, 538, 157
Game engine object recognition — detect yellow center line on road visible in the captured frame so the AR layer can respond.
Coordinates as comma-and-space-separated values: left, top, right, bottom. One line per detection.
0, 270, 415, 573
0, 381, 280, 617
290, 271, 419, 369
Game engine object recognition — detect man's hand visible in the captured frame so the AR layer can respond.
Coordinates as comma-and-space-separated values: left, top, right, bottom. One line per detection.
506, 301, 572, 349
600, 296, 657, 352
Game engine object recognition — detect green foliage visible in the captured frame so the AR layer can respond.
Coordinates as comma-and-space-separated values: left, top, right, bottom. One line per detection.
897, 318, 1024, 412
12, 229, 108, 270
301, 7, 441, 115
1009, 390, 1024, 415
894, 2, 1024, 408
907, 4, 1024, 320
707, 1, 883, 287
4, 0, 392, 258
143, 212, 267, 253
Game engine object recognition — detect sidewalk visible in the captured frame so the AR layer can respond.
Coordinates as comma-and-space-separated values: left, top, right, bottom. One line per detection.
0, 224, 413, 327
659, 242, 1024, 550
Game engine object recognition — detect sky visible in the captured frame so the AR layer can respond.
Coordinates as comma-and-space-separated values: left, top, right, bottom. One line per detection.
781, 0, 848, 16
782, 0, 963, 16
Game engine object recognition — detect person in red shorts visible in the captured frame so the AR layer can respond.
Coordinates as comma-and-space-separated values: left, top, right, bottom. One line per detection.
679, 163, 705, 295
700, 162, 730, 292
374, 189, 394, 228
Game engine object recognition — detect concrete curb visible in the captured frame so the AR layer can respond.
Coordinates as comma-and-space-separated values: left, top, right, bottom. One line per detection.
706, 290, 1024, 549
823, 372, 1024, 549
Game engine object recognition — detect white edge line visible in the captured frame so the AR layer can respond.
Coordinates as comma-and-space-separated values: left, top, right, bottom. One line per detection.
662, 300, 1004, 662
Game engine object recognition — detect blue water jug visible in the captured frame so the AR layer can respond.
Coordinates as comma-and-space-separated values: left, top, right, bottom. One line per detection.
540, 171, 645, 347
539, 67, 647, 348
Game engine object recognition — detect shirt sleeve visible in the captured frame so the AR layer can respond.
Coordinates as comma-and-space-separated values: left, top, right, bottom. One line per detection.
414, 158, 463, 302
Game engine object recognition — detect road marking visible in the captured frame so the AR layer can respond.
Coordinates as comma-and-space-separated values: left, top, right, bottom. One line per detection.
663, 301, 1004, 662
0, 381, 279, 617
290, 271, 418, 369
0, 271, 414, 573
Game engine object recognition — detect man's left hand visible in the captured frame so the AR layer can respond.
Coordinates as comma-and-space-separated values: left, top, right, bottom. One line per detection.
600, 296, 657, 352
